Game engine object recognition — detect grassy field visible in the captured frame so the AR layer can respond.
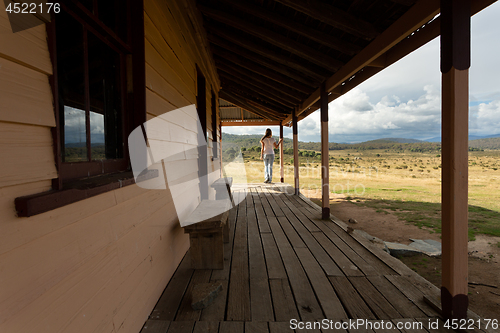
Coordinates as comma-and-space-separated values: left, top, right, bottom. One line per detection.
222, 148, 500, 240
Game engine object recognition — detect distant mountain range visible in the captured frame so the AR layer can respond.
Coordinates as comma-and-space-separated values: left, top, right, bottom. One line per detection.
222, 133, 500, 150
368, 136, 500, 149
423, 134, 500, 142
364, 138, 424, 144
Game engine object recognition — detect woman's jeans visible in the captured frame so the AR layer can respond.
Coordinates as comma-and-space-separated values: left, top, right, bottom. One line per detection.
263, 154, 275, 181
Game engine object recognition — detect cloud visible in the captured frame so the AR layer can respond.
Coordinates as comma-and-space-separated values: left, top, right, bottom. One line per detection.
470, 100, 500, 135
340, 89, 373, 111
327, 86, 442, 142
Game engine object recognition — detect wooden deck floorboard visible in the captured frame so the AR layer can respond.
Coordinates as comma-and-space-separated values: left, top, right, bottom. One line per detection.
142, 184, 461, 333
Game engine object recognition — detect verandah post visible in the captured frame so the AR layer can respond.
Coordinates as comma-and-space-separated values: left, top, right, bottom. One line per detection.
293, 107, 299, 195
280, 122, 284, 183
321, 82, 330, 219
440, 0, 470, 320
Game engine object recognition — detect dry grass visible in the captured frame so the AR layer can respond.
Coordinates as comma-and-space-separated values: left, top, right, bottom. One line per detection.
223, 148, 500, 238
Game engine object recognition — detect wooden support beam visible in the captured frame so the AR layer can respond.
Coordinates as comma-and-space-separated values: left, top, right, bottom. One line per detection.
367, 54, 387, 68
208, 33, 319, 86
199, 5, 344, 72
220, 74, 297, 109
218, 0, 362, 55
320, 82, 330, 219
280, 123, 284, 183
440, 0, 470, 320
273, 0, 379, 40
293, 108, 299, 195
207, 25, 327, 82
212, 46, 315, 94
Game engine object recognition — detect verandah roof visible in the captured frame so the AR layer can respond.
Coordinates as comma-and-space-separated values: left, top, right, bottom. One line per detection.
196, 0, 494, 125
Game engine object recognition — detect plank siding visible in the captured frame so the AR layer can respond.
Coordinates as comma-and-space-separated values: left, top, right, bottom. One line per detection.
0, 5, 52, 75
0, 0, 219, 332
0, 57, 55, 127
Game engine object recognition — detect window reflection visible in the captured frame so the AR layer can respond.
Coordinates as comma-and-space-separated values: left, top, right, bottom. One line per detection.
64, 106, 87, 162
90, 111, 105, 159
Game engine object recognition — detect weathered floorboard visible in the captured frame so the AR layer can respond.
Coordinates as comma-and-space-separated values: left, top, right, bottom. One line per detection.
247, 191, 274, 321
143, 184, 460, 332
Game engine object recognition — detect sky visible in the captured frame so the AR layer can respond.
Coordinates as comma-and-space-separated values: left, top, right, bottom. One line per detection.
222, 2, 500, 143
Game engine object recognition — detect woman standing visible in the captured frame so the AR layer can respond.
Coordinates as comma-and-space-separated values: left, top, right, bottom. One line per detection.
260, 128, 283, 183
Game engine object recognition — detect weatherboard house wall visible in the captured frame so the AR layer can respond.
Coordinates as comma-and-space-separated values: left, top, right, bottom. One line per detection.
0, 1, 220, 333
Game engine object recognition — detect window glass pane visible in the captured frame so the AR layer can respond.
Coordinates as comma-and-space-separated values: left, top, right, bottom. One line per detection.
64, 106, 87, 162
88, 32, 123, 160
90, 111, 105, 159
56, 11, 87, 163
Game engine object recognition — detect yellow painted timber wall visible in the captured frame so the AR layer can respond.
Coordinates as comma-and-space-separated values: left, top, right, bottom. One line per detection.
0, 0, 220, 332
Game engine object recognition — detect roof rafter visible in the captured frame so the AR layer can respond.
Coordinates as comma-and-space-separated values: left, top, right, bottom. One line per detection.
207, 25, 327, 82
199, 4, 344, 72
208, 33, 319, 86
220, 80, 293, 115
219, 73, 298, 108
216, 60, 307, 102
218, 0, 362, 55
211, 46, 315, 94
273, 0, 379, 40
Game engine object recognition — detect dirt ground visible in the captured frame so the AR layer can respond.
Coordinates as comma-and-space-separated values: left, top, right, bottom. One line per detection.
303, 190, 500, 321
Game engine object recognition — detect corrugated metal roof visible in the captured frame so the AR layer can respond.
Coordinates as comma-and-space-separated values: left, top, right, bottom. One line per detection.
220, 99, 263, 121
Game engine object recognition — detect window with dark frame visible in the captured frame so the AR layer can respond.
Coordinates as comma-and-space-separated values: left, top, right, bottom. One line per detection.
52, 0, 141, 182
14, 0, 146, 217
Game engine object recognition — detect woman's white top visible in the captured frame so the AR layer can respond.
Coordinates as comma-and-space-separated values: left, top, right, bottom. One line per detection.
262, 137, 276, 155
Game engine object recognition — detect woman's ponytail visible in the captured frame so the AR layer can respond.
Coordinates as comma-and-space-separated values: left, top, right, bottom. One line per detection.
261, 128, 272, 142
